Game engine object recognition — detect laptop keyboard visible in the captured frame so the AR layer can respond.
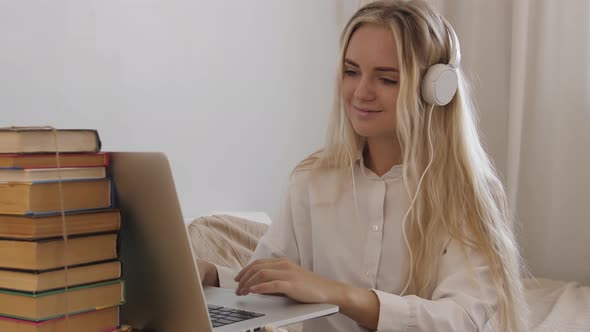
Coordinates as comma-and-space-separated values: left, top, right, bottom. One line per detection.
207, 304, 265, 328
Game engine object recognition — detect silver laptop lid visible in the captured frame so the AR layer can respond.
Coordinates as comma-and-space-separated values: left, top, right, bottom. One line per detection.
111, 152, 212, 331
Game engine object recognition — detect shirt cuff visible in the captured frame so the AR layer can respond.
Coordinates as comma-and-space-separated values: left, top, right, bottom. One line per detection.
214, 264, 239, 290
371, 289, 412, 332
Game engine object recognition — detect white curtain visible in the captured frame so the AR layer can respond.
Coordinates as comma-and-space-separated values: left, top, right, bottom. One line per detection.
438, 0, 590, 284
352, 0, 590, 283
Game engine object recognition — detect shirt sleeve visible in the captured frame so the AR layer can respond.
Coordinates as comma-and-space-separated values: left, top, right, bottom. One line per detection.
372, 240, 498, 332
217, 175, 303, 289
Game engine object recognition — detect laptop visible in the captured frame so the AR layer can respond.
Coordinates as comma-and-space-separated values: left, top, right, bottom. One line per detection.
110, 152, 338, 332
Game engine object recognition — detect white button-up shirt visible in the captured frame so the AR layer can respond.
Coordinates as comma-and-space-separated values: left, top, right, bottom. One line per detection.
218, 159, 497, 332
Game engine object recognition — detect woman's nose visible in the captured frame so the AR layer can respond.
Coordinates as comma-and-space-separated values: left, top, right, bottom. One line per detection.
353, 77, 376, 101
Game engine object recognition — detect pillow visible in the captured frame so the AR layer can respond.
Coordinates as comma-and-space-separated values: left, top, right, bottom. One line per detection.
188, 214, 268, 270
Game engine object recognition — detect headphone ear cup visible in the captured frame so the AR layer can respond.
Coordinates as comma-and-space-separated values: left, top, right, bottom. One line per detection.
421, 64, 458, 106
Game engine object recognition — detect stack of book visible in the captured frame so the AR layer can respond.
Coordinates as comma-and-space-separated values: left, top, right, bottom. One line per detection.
0, 128, 124, 331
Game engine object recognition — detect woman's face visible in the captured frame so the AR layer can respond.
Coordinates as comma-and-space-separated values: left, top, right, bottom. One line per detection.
342, 24, 400, 139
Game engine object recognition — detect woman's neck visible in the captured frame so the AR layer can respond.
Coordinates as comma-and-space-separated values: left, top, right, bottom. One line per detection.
364, 137, 402, 177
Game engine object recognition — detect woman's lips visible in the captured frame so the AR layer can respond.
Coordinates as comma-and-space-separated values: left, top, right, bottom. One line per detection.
353, 105, 383, 116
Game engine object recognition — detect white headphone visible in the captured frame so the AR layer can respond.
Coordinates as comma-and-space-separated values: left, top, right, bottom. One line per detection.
421, 18, 461, 106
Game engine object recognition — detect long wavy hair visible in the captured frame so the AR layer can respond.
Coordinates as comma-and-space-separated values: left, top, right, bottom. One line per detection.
298, 1, 528, 331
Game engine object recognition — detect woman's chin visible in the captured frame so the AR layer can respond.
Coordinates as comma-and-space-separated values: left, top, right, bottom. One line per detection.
351, 124, 380, 138
351, 126, 398, 141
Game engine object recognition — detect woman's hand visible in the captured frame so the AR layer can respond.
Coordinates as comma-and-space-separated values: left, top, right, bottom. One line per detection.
235, 257, 381, 330
197, 260, 219, 287
234, 257, 347, 304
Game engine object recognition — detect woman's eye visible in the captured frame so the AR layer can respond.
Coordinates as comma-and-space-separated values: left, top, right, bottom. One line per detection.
381, 78, 398, 85
343, 70, 358, 77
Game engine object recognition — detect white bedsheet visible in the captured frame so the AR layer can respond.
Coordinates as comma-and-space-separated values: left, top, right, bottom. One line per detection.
525, 278, 590, 331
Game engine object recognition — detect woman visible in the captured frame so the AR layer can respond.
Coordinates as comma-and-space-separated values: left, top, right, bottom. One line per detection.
198, 1, 528, 331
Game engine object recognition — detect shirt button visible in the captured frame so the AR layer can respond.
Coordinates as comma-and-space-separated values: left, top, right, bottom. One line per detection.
372, 225, 379, 231
365, 271, 370, 277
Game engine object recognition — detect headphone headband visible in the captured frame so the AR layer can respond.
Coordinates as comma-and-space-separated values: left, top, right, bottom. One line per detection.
442, 18, 461, 69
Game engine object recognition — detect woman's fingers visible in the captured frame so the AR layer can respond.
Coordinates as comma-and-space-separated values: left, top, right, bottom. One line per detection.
238, 269, 290, 296
250, 280, 290, 295
234, 258, 285, 282
236, 261, 284, 292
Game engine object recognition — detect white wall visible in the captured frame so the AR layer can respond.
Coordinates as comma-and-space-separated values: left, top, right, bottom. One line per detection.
0, 0, 358, 222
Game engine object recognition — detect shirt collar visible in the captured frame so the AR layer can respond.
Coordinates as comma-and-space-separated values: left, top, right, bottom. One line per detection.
356, 144, 403, 181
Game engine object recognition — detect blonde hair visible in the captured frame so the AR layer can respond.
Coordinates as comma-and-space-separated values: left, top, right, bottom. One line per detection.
299, 1, 528, 331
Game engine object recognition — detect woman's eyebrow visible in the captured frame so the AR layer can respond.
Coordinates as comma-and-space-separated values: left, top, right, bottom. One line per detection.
344, 59, 399, 73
